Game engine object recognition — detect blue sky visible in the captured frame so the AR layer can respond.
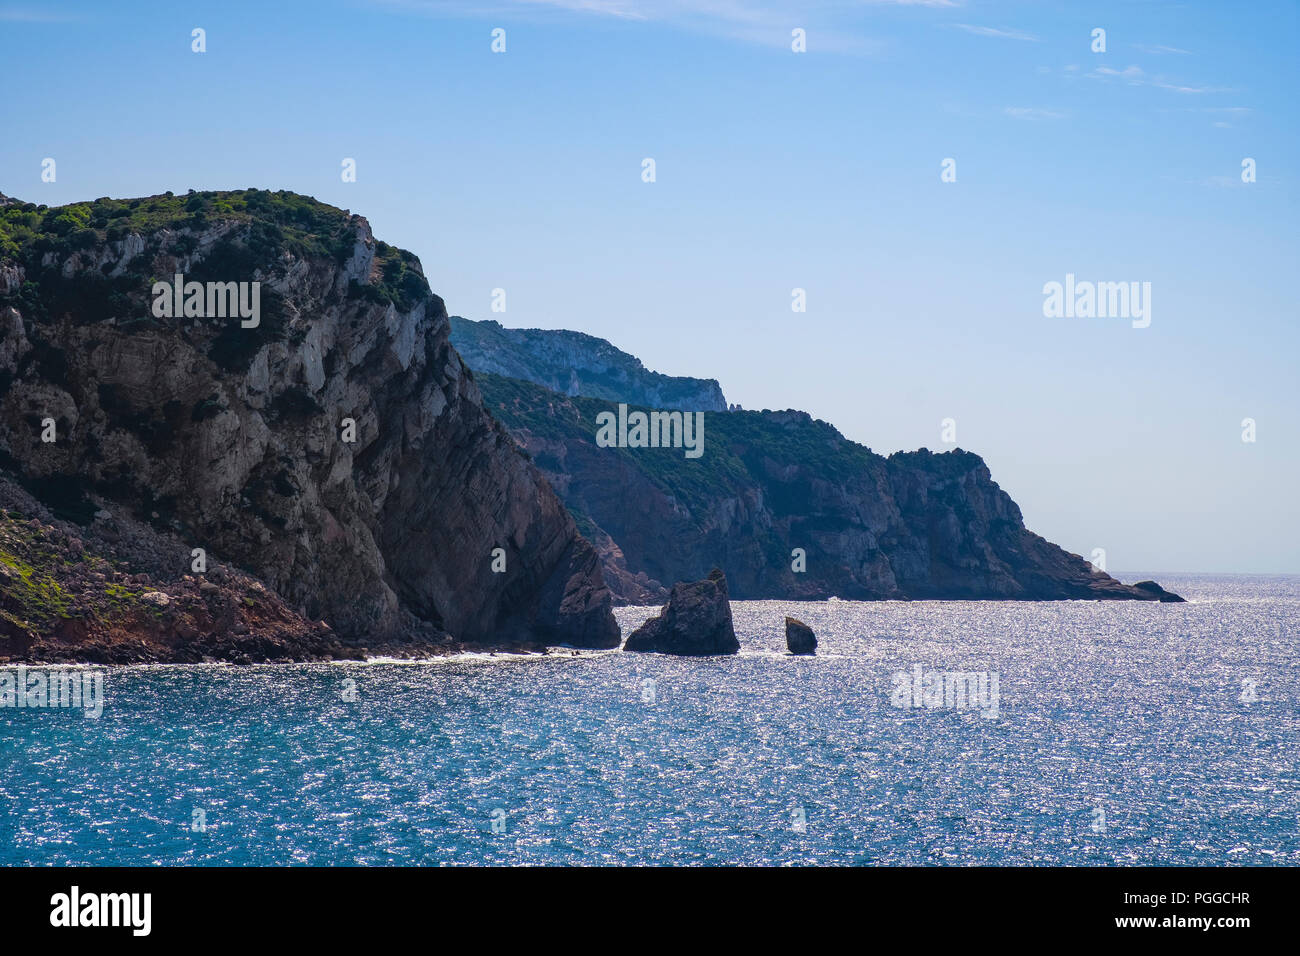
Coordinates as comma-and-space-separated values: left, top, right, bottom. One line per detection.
3, 0, 1297, 573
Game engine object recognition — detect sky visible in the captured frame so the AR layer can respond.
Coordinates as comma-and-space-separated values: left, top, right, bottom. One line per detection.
2, 0, 1297, 573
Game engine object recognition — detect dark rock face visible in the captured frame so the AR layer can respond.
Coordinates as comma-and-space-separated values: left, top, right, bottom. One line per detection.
449, 316, 727, 412
785, 616, 816, 655
1132, 580, 1186, 603
623, 568, 739, 656
473, 373, 1184, 606
0, 191, 619, 659
0, 476, 343, 664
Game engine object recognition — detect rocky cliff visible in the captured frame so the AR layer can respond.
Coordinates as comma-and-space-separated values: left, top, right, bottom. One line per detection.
449, 316, 728, 412
0, 189, 619, 661
476, 372, 1182, 604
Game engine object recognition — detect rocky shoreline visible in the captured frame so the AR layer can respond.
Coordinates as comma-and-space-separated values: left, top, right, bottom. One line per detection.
0, 190, 1182, 666
0, 474, 564, 664
1, 527, 1177, 665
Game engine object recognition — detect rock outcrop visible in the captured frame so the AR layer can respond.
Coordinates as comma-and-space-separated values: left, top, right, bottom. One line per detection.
623, 568, 740, 656
0, 190, 619, 661
449, 316, 727, 412
1131, 580, 1186, 603
474, 372, 1184, 606
785, 616, 816, 655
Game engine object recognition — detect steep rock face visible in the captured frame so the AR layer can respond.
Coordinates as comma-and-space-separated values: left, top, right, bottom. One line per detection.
623, 568, 739, 656
476, 373, 1181, 605
0, 190, 619, 653
449, 316, 728, 412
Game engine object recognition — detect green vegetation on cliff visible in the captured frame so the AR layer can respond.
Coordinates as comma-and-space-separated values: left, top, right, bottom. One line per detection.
1, 189, 353, 262
0, 507, 125, 635
450, 316, 728, 412
476, 371, 897, 586
472, 368, 1168, 604
0, 189, 426, 313
477, 370, 871, 514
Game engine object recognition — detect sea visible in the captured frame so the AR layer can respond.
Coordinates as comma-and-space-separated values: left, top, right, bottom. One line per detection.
2, 574, 1297, 866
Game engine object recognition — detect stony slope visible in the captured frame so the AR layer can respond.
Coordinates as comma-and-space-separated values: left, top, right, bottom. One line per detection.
476, 372, 1182, 605
449, 316, 728, 412
0, 189, 619, 661
0, 476, 343, 664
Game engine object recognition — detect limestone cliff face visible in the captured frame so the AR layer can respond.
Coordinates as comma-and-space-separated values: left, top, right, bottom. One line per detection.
477, 373, 1181, 604
0, 190, 619, 654
449, 316, 728, 412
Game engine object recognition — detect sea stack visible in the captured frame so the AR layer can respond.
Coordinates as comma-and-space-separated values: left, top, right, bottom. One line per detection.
623, 568, 739, 656
785, 617, 817, 655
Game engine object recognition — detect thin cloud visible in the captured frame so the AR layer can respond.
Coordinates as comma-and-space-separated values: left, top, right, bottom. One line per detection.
1202, 174, 1248, 188
1004, 107, 1066, 120
1152, 79, 1222, 94
951, 23, 1038, 41
372, 0, 912, 52
1153, 106, 1254, 122
1133, 43, 1191, 55
518, 0, 649, 19
0, 6, 80, 21
1089, 64, 1227, 94
1093, 65, 1145, 82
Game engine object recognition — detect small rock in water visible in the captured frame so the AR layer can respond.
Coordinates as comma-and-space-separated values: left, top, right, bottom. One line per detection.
623, 568, 739, 656
785, 616, 817, 655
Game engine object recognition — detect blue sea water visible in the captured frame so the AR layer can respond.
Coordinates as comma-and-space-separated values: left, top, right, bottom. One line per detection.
2, 573, 1297, 866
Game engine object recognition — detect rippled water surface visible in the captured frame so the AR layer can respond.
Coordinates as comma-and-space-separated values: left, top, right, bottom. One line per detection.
3, 574, 1298, 865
